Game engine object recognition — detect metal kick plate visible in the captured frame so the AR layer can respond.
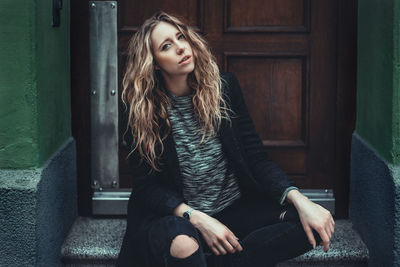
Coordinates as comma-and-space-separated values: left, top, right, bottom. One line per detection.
92, 191, 130, 215
89, 1, 119, 192
92, 189, 335, 216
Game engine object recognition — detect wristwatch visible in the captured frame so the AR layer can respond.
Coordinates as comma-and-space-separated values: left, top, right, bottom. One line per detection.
183, 208, 194, 220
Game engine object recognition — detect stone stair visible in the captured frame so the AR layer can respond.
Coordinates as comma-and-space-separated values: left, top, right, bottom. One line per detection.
61, 218, 368, 266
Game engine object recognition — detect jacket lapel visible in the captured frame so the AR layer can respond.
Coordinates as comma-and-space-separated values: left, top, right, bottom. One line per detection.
162, 129, 185, 193
218, 116, 256, 190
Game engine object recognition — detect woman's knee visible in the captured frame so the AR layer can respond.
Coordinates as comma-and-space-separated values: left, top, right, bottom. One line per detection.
148, 216, 200, 257
170, 234, 199, 258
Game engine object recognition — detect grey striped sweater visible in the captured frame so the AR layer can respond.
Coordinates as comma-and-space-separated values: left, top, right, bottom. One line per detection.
167, 93, 241, 215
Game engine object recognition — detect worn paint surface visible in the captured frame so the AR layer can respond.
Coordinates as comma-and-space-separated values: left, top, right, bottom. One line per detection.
356, 0, 400, 165
0, 0, 38, 168
36, 0, 71, 165
392, 0, 400, 165
0, 0, 71, 168
356, 0, 394, 163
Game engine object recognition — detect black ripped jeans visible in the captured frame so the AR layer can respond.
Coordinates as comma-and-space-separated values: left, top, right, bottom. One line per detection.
147, 195, 321, 267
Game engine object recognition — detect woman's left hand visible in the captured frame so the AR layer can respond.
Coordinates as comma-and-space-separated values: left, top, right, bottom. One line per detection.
286, 189, 335, 252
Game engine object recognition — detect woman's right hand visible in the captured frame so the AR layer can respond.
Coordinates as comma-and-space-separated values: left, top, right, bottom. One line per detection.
190, 210, 243, 255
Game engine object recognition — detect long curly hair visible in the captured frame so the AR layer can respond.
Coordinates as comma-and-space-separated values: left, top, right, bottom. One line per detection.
122, 11, 230, 171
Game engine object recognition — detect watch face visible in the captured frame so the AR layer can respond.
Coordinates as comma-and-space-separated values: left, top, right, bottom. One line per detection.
183, 211, 190, 220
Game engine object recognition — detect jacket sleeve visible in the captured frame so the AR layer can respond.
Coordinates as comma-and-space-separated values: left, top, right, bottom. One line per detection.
227, 72, 297, 203
126, 129, 184, 216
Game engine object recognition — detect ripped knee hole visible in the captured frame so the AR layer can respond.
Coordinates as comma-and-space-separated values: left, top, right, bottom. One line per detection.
170, 235, 199, 258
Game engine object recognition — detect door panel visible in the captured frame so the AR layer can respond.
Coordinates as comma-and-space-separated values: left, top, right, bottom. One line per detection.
225, 0, 310, 32
119, 0, 203, 32
226, 55, 306, 144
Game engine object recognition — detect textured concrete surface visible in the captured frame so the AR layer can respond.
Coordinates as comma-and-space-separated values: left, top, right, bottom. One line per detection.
36, 138, 78, 267
350, 133, 400, 266
0, 138, 77, 266
278, 220, 368, 266
0, 169, 40, 266
62, 217, 126, 266
62, 217, 126, 260
62, 219, 368, 267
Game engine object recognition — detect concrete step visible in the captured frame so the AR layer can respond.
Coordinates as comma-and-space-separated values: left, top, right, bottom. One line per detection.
61, 218, 369, 266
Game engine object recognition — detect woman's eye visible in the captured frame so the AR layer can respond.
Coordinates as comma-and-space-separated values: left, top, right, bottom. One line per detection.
161, 35, 184, 51
161, 43, 170, 50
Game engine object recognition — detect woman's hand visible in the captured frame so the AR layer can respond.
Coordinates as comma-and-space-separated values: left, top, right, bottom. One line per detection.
286, 190, 335, 252
190, 210, 243, 256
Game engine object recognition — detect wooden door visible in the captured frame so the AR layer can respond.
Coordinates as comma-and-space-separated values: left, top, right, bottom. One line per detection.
71, 0, 357, 218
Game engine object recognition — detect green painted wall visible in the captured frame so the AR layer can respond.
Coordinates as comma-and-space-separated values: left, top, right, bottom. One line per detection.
36, 0, 71, 165
0, 0, 39, 168
356, 0, 400, 164
0, 0, 71, 169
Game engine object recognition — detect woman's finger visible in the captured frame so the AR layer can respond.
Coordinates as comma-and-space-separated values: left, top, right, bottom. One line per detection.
214, 242, 227, 255
324, 221, 332, 240
222, 239, 236, 254
210, 245, 220, 256
330, 218, 335, 234
303, 225, 316, 249
318, 228, 330, 252
204, 237, 220, 256
227, 235, 243, 252
326, 227, 332, 240
328, 222, 334, 238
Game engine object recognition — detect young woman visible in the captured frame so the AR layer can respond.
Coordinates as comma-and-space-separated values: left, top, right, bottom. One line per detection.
117, 11, 335, 267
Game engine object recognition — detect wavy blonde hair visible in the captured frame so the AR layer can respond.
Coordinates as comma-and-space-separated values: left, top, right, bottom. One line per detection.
122, 11, 230, 171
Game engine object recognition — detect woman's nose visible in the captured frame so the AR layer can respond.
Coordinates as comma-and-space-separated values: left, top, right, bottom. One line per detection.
176, 43, 185, 54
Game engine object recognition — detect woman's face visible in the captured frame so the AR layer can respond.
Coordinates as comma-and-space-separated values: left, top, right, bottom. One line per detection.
150, 22, 195, 78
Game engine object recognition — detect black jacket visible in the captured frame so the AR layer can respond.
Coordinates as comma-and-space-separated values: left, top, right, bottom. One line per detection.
117, 72, 295, 266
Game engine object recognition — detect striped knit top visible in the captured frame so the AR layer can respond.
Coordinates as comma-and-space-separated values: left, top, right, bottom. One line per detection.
167, 92, 241, 215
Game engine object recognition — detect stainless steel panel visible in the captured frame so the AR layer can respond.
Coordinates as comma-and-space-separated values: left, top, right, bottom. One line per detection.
91, 189, 335, 216
89, 1, 119, 192
92, 191, 130, 215
301, 189, 335, 215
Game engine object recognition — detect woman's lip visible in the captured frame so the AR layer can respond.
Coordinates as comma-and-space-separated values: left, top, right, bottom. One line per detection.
179, 56, 191, 65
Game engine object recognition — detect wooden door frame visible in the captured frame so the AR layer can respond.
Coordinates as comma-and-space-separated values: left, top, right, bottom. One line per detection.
333, 1, 357, 218
70, 0, 357, 218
